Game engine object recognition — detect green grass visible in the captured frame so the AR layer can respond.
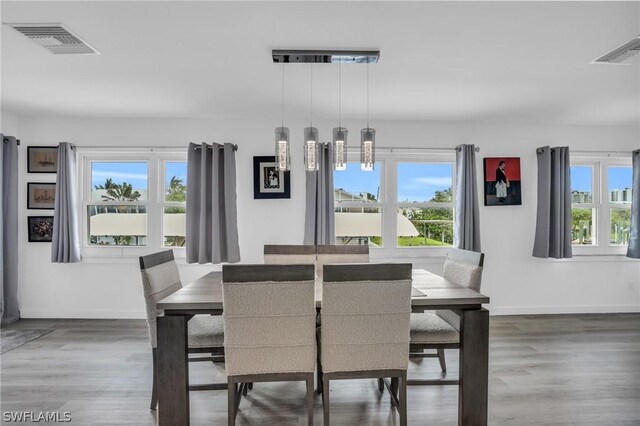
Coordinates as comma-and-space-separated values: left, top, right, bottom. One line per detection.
365, 236, 453, 247
397, 236, 452, 247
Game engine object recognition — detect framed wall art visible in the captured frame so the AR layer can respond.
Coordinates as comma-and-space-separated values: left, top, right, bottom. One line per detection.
27, 216, 54, 242
253, 156, 290, 199
483, 157, 522, 206
27, 182, 56, 209
27, 146, 58, 173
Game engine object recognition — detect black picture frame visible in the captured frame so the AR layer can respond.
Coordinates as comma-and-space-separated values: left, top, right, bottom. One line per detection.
27, 216, 54, 242
483, 157, 522, 206
253, 156, 290, 199
27, 146, 58, 173
27, 182, 56, 209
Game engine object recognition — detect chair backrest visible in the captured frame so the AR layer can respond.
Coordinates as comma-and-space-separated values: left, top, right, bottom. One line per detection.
316, 245, 369, 278
139, 250, 182, 348
443, 248, 484, 292
222, 264, 316, 377
263, 244, 317, 266
321, 263, 412, 373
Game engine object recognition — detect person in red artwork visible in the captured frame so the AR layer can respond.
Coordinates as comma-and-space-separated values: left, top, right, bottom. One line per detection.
495, 161, 509, 202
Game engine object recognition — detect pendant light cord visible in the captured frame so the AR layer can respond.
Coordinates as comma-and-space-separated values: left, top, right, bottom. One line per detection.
281, 63, 285, 128
310, 63, 314, 127
338, 61, 342, 128
366, 61, 370, 130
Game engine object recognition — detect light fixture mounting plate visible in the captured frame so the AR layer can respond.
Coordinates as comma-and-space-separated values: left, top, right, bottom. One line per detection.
272, 50, 379, 64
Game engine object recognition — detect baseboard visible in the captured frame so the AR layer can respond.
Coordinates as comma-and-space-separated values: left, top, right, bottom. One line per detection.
489, 305, 640, 316
19, 309, 146, 319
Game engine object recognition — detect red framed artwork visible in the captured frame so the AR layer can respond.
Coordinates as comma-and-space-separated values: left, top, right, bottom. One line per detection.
483, 157, 522, 206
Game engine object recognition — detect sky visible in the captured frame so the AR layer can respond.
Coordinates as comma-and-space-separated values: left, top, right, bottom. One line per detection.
91, 161, 630, 201
571, 165, 632, 193
333, 162, 453, 202
91, 162, 187, 195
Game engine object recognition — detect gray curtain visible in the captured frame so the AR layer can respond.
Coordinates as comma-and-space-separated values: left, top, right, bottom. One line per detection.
304, 143, 335, 245
454, 144, 481, 252
52, 143, 81, 263
532, 146, 572, 259
627, 149, 640, 259
1, 135, 19, 324
186, 142, 240, 264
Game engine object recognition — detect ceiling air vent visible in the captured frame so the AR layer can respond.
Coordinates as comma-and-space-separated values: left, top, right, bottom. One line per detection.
6, 23, 99, 55
593, 36, 640, 64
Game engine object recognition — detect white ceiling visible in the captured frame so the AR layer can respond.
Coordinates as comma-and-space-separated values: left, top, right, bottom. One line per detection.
1, 1, 639, 125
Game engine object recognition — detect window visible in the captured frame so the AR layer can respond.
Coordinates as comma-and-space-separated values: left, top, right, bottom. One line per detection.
608, 166, 632, 246
333, 152, 455, 257
163, 162, 187, 247
397, 163, 454, 247
79, 151, 187, 256
570, 165, 596, 245
88, 161, 149, 246
570, 157, 633, 255
334, 162, 383, 246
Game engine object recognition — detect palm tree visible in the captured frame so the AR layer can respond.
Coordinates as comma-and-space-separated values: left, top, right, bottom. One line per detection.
99, 181, 141, 202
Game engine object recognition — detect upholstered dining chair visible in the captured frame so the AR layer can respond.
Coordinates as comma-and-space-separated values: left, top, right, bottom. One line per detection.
319, 263, 412, 426
263, 244, 317, 265
222, 264, 316, 426
139, 250, 226, 410
315, 244, 369, 279
408, 248, 484, 385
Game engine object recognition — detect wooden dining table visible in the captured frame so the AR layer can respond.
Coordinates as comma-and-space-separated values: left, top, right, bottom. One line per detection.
156, 269, 490, 426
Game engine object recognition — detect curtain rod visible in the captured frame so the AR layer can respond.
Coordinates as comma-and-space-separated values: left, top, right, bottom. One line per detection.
2, 138, 20, 145
536, 147, 632, 155
191, 143, 238, 151
74, 144, 238, 151
357, 146, 479, 152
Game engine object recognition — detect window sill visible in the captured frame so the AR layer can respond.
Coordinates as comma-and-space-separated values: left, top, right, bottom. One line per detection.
81, 247, 186, 264
534, 254, 638, 263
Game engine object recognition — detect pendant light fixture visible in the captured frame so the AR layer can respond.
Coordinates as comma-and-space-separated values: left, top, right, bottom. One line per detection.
333, 62, 348, 171
275, 63, 290, 171
361, 61, 375, 171
271, 49, 380, 172
304, 63, 319, 171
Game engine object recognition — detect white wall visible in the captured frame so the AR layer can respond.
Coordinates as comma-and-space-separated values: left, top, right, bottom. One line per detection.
9, 115, 640, 318
1, 112, 19, 135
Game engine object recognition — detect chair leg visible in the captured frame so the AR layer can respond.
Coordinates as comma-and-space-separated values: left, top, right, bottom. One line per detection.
242, 383, 248, 396
322, 375, 330, 426
228, 379, 236, 426
399, 372, 407, 426
378, 378, 384, 392
390, 377, 399, 407
150, 348, 158, 410
306, 375, 314, 426
316, 330, 323, 394
437, 348, 447, 372
248, 382, 253, 391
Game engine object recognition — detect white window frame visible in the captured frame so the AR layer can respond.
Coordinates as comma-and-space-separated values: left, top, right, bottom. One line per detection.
77, 149, 187, 259
571, 155, 632, 256
160, 158, 188, 249
335, 150, 456, 260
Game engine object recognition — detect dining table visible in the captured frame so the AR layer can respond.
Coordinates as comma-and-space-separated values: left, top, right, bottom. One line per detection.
156, 268, 490, 426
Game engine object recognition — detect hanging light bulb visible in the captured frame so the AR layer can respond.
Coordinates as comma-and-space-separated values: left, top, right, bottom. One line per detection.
333, 62, 348, 171
275, 64, 290, 171
304, 63, 319, 171
361, 61, 375, 171
360, 128, 375, 172
275, 127, 290, 171
304, 126, 319, 171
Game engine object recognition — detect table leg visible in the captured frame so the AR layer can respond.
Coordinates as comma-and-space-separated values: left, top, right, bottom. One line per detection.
157, 314, 190, 426
458, 308, 489, 426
